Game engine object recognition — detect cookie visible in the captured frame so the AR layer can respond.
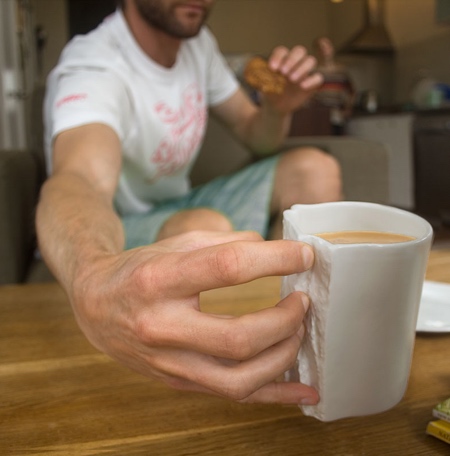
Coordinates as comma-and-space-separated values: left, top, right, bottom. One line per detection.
244, 56, 286, 95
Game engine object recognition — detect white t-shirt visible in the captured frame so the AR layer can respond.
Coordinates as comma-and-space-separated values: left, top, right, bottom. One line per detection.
44, 10, 239, 215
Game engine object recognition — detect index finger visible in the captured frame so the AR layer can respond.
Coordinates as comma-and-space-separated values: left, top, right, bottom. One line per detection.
151, 239, 314, 297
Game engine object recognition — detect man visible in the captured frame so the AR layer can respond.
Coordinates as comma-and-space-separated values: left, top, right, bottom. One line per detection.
36, 0, 341, 405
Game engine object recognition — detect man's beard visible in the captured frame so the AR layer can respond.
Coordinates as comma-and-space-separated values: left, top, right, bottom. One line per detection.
134, 0, 210, 39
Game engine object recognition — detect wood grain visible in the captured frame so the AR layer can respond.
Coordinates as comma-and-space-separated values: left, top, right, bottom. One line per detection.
0, 250, 449, 455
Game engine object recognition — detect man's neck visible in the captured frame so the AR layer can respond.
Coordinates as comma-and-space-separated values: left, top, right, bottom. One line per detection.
123, 4, 181, 68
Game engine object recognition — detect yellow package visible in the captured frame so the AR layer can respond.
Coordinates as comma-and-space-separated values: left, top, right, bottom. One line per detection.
426, 420, 450, 445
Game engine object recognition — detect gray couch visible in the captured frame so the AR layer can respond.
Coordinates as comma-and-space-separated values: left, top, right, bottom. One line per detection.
0, 105, 390, 285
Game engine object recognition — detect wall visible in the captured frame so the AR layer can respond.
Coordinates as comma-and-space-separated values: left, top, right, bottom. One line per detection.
34, 0, 344, 83
209, 0, 394, 104
387, 0, 450, 103
208, 0, 329, 55
327, 0, 364, 49
30, 0, 450, 106
211, 0, 450, 106
33, 0, 354, 68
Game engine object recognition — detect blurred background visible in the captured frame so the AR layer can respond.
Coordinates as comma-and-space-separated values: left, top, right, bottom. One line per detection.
1, 0, 450, 221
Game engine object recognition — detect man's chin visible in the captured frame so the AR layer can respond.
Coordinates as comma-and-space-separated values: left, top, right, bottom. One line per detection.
174, 7, 208, 36
172, 22, 204, 39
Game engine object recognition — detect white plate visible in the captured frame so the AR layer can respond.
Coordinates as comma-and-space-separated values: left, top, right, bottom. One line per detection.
416, 281, 450, 332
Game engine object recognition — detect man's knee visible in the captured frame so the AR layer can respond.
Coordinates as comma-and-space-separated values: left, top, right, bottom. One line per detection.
281, 146, 341, 180
273, 146, 343, 208
184, 208, 234, 232
157, 208, 233, 241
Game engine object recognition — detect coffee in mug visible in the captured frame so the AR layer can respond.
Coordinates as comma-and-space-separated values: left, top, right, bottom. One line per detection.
315, 230, 415, 244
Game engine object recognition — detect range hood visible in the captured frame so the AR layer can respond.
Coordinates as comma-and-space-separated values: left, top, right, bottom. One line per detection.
339, 0, 395, 55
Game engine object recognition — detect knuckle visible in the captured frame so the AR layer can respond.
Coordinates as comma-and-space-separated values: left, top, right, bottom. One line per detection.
221, 375, 254, 401
222, 324, 255, 360
209, 245, 243, 285
133, 311, 157, 345
133, 307, 174, 348
138, 313, 180, 349
130, 258, 167, 297
130, 261, 152, 292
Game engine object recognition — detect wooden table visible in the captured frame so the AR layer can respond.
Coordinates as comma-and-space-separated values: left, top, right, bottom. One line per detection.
1, 251, 449, 455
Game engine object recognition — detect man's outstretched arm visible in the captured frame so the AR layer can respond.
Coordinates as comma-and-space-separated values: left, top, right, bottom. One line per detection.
36, 123, 318, 405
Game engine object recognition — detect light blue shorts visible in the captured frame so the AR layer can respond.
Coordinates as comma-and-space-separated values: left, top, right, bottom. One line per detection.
122, 155, 279, 249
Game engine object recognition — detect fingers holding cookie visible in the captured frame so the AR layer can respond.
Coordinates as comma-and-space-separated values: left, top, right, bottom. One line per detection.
243, 46, 323, 114
270, 45, 321, 88
270, 45, 307, 75
244, 46, 322, 98
244, 56, 287, 95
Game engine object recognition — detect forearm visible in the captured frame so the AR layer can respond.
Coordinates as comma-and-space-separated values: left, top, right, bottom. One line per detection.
243, 99, 292, 155
36, 171, 125, 293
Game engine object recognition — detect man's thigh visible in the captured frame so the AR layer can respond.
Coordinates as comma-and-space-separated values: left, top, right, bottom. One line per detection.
122, 155, 280, 249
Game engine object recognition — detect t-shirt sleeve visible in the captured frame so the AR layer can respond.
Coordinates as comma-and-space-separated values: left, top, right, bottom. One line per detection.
202, 29, 239, 106
47, 69, 131, 144
44, 67, 131, 174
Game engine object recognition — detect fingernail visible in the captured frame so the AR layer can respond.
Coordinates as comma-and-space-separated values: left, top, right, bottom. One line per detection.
301, 294, 310, 313
301, 245, 314, 269
300, 396, 318, 406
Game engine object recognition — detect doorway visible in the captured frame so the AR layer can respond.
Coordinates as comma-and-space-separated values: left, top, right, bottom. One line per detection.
0, 0, 37, 149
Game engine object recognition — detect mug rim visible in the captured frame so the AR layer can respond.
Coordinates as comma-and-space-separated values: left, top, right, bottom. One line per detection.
284, 201, 434, 246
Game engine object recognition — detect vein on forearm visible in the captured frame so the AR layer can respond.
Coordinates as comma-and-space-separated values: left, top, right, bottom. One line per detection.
36, 171, 124, 288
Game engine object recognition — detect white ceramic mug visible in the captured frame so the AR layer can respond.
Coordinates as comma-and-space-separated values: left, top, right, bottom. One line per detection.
282, 202, 433, 422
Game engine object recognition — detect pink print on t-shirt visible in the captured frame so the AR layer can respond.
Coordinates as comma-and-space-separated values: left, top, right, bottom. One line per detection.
151, 83, 206, 180
56, 93, 88, 108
